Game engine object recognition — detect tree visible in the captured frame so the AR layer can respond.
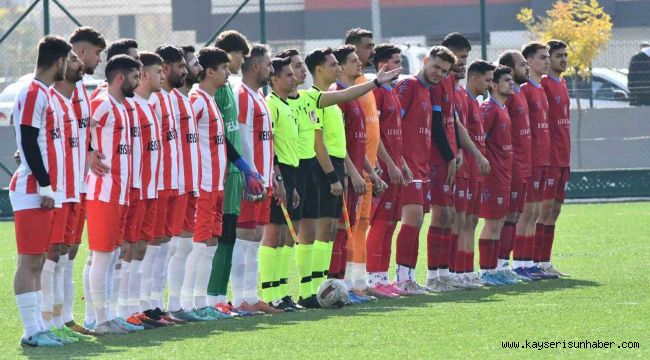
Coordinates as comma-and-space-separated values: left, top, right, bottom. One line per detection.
517, 0, 613, 168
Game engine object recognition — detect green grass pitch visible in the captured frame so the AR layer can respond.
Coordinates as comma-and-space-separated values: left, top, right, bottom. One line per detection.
1, 202, 648, 359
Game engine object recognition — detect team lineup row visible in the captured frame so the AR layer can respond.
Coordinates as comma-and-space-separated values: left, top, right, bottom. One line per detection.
10, 26, 571, 347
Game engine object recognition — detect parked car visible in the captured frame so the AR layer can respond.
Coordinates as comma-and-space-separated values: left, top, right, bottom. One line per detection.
564, 67, 629, 109
0, 74, 103, 126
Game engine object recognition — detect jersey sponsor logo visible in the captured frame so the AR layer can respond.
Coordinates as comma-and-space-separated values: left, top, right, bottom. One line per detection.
146, 139, 161, 151
50, 127, 61, 140
78, 117, 89, 129
503, 144, 513, 151
520, 128, 531, 136
557, 118, 570, 125
185, 133, 198, 144
69, 136, 79, 148
258, 130, 272, 141
226, 121, 239, 132
213, 134, 225, 145
354, 130, 367, 140
443, 184, 450, 194
131, 126, 141, 137
497, 196, 504, 206
537, 123, 549, 129
386, 128, 401, 136
117, 143, 130, 155
166, 129, 178, 141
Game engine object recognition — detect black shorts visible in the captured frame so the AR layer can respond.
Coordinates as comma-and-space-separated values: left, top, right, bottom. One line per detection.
294, 157, 320, 220
317, 156, 346, 219
269, 164, 299, 225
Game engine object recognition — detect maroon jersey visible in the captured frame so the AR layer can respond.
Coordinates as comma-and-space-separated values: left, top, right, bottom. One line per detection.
505, 85, 532, 179
453, 82, 469, 179
373, 84, 403, 174
541, 75, 571, 167
335, 82, 367, 173
395, 76, 432, 180
465, 88, 485, 182
520, 80, 550, 167
430, 76, 458, 166
480, 97, 513, 190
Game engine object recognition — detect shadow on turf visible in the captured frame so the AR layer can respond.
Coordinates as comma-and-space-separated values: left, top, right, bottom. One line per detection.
19, 278, 599, 359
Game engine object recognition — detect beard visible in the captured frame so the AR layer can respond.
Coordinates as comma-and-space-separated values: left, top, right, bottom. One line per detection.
121, 82, 136, 98
66, 68, 84, 84
54, 68, 65, 82
169, 73, 185, 89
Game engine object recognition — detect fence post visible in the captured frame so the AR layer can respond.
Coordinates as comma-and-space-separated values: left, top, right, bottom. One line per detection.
43, 0, 50, 35
259, 0, 266, 44
480, 0, 487, 60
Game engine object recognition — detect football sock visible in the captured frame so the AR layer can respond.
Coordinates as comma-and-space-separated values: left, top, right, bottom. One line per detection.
351, 216, 369, 264
180, 242, 205, 310
194, 245, 216, 309
478, 239, 497, 274
533, 223, 546, 263
230, 239, 247, 307
295, 243, 314, 299
449, 232, 459, 273
128, 260, 142, 315
82, 254, 94, 324
543, 224, 556, 263
328, 229, 347, 279
395, 264, 410, 283
167, 237, 192, 312
380, 223, 397, 272
427, 226, 445, 278
243, 241, 261, 305
396, 224, 419, 269
35, 291, 46, 331
150, 241, 169, 309
53, 256, 65, 328
62, 254, 75, 323
365, 220, 389, 273
438, 228, 452, 277
107, 257, 121, 321
498, 222, 516, 267
272, 245, 283, 301
279, 246, 293, 298
40, 259, 56, 328
139, 245, 159, 311
16, 292, 40, 338
89, 251, 112, 324
512, 234, 527, 268
311, 240, 333, 293
207, 242, 233, 297
259, 245, 277, 303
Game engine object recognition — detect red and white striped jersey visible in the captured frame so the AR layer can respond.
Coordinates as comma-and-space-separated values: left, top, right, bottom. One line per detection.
51, 88, 80, 203
86, 94, 132, 205
189, 87, 227, 192
72, 80, 91, 194
10, 79, 64, 197
151, 89, 179, 191
124, 97, 142, 191
90, 81, 107, 100
237, 83, 273, 187
133, 95, 161, 199
171, 88, 200, 195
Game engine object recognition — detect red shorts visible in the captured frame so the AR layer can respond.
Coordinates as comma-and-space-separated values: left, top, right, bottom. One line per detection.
49, 202, 75, 246
140, 199, 158, 242
194, 190, 224, 241
453, 177, 469, 213
86, 200, 127, 252
509, 179, 529, 214
544, 166, 570, 203
527, 166, 548, 203
124, 189, 146, 243
479, 186, 511, 220
15, 208, 54, 255
428, 166, 455, 207
154, 189, 179, 238
370, 183, 401, 223
184, 195, 198, 234
172, 193, 189, 236
467, 180, 483, 216
238, 188, 272, 229
63, 202, 80, 246
73, 194, 87, 244
400, 181, 428, 207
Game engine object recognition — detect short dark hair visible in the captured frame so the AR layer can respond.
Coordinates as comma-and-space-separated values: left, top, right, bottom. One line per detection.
105, 54, 140, 83
521, 41, 548, 60
333, 45, 357, 65
345, 28, 373, 45
275, 49, 300, 59
429, 46, 457, 65
467, 59, 496, 77
373, 43, 401, 71
197, 47, 229, 77
139, 51, 163, 67
305, 47, 334, 74
155, 45, 184, 64
215, 30, 250, 56
241, 44, 269, 73
106, 38, 138, 61
498, 50, 519, 69
547, 39, 568, 55
181, 45, 195, 56
271, 57, 293, 79
69, 26, 106, 49
441, 32, 471, 51
492, 65, 512, 83
36, 35, 72, 68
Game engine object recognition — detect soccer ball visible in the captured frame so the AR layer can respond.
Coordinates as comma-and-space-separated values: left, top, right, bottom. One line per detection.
316, 279, 349, 309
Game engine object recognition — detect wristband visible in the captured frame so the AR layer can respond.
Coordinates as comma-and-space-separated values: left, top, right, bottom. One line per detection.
373, 78, 381, 88
326, 171, 339, 185
39, 185, 55, 200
